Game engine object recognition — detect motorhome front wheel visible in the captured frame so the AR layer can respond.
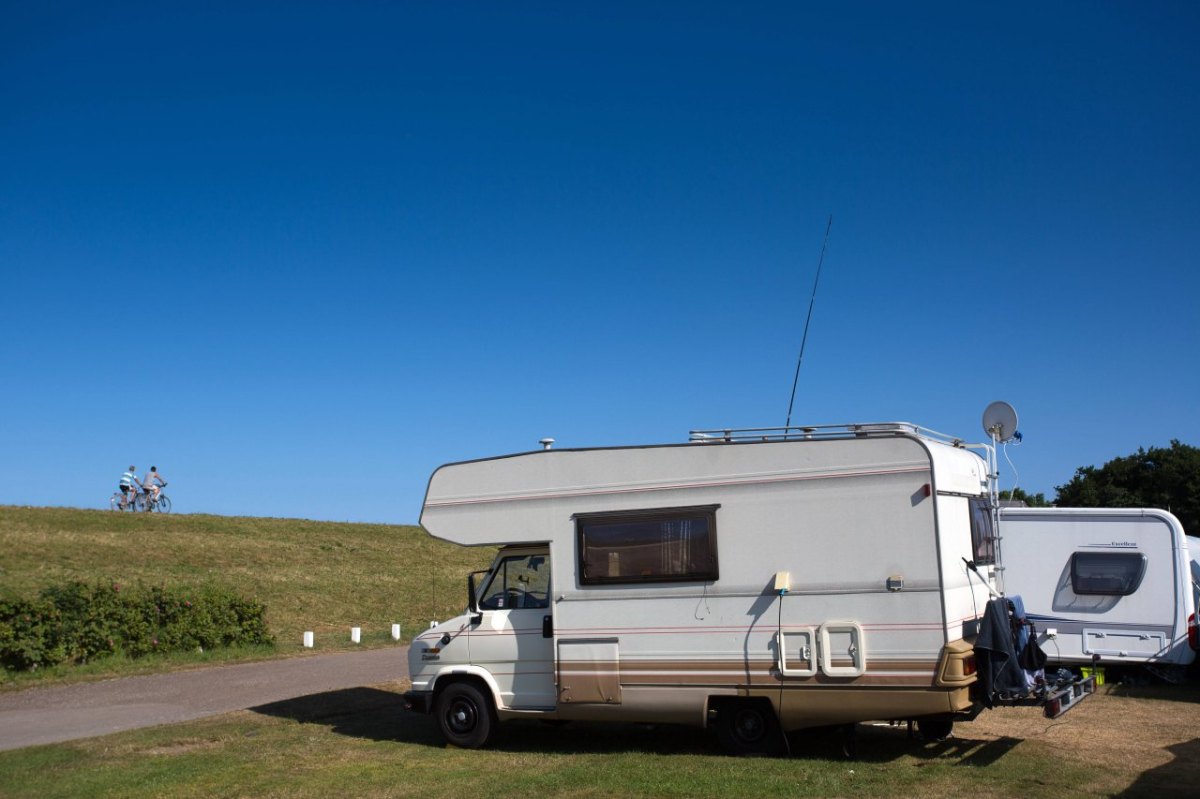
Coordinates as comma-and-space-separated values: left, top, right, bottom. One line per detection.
435, 682, 496, 749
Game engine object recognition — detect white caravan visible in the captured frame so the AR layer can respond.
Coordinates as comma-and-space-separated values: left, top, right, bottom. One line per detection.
999, 507, 1199, 669
405, 423, 1087, 752
1190, 536, 1200, 608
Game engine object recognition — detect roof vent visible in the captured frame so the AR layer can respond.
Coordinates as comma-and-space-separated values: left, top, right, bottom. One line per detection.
539, 438, 555, 451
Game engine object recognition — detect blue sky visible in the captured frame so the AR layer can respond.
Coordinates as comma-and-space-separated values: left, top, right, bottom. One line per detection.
2, 2, 1197, 523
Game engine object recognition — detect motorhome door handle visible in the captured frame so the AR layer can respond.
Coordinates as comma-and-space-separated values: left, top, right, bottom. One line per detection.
543, 615, 553, 638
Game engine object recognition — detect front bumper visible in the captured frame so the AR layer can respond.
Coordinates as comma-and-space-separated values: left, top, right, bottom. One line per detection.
402, 690, 433, 714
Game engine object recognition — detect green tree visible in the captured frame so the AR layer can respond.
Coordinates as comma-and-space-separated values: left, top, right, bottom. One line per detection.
998, 488, 1050, 507
1053, 440, 1200, 532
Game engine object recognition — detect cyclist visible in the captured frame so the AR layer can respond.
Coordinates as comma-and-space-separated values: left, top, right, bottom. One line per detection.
143, 466, 167, 502
118, 465, 142, 510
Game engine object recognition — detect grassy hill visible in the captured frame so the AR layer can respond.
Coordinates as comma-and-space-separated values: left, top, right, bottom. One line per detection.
0, 506, 494, 685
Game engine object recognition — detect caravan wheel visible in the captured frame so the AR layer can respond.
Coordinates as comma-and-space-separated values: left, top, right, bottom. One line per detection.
713, 700, 787, 757
435, 682, 496, 749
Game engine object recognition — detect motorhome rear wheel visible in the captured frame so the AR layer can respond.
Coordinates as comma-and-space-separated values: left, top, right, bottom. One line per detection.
712, 699, 786, 757
916, 714, 954, 741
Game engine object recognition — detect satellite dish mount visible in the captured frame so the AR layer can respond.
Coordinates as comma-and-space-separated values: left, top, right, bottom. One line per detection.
979, 401, 1019, 596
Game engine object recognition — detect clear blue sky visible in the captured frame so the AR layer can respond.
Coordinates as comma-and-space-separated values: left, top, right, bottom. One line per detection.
3, 2, 1197, 523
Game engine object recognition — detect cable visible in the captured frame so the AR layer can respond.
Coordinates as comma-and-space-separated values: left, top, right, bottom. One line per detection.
965, 561, 980, 622
1002, 440, 1021, 502
775, 591, 792, 756
1040, 720, 1072, 736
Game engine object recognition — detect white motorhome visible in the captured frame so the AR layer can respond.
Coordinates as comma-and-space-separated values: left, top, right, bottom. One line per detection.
999, 507, 1199, 670
405, 423, 1086, 752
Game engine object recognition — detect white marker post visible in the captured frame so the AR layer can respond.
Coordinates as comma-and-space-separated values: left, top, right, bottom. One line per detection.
350, 626, 361, 644
303, 631, 314, 648
391, 623, 401, 641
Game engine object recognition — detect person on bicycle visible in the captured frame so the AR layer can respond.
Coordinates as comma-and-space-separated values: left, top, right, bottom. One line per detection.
143, 466, 167, 501
118, 465, 142, 509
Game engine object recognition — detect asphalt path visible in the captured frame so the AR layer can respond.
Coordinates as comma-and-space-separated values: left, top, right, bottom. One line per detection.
0, 646, 411, 752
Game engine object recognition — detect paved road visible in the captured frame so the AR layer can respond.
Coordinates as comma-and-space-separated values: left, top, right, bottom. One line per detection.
0, 646, 411, 751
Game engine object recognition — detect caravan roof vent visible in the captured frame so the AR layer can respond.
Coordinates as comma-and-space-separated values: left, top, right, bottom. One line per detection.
539, 438, 556, 451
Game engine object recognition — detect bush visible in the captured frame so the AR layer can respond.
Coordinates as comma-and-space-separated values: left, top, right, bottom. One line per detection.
0, 581, 274, 672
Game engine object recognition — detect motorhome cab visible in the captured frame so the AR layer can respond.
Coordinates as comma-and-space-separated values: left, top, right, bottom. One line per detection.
404, 422, 1081, 753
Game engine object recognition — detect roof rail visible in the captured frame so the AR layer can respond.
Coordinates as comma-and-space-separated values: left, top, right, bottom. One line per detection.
687, 422, 970, 448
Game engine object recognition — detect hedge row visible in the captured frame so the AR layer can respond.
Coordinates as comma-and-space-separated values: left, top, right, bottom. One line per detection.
0, 581, 274, 671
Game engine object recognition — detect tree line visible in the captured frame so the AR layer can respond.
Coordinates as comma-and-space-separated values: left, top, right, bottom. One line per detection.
999, 440, 1200, 532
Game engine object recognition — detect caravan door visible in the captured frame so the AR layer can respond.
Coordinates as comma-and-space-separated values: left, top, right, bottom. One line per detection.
470, 549, 557, 709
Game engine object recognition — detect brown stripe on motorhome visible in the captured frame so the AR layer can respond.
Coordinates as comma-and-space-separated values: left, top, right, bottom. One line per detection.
559, 662, 620, 672
560, 658, 938, 688
561, 658, 936, 671
571, 657, 936, 667
609, 672, 936, 688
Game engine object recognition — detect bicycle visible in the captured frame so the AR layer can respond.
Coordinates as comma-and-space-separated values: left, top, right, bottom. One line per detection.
110, 489, 146, 512
144, 484, 172, 513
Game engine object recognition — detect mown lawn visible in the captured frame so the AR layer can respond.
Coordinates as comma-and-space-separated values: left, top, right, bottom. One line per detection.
2, 683, 1196, 798
4, 506, 1200, 797
0, 506, 494, 688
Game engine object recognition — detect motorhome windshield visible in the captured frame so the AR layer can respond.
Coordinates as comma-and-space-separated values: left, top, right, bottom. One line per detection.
479, 553, 550, 610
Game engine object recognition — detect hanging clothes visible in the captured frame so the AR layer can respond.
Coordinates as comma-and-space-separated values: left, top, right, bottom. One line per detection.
974, 596, 1027, 707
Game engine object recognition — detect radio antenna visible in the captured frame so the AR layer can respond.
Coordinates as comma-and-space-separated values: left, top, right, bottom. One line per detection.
784, 214, 832, 431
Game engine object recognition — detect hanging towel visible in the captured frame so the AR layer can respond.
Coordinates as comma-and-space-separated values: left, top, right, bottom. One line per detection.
974, 596, 1027, 707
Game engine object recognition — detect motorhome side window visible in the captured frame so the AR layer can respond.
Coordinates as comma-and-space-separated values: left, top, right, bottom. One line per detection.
1070, 552, 1147, 596
968, 497, 996, 565
576, 506, 718, 585
478, 554, 551, 610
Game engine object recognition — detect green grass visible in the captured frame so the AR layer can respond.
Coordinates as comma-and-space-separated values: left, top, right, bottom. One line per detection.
4, 508, 1199, 796
0, 506, 494, 688
0, 685, 1149, 799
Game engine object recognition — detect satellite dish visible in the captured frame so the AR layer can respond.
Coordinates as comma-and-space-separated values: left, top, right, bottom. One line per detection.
982, 401, 1019, 443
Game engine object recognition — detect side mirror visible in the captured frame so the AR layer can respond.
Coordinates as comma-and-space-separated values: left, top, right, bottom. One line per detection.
467, 570, 489, 625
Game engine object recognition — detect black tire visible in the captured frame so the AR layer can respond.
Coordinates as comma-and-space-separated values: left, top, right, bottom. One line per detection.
714, 700, 787, 756
157, 495, 171, 513
435, 682, 496, 749
916, 714, 954, 741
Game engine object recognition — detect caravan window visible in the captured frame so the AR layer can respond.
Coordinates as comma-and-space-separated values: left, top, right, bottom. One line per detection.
1070, 552, 1147, 596
968, 497, 996, 565
576, 505, 719, 585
